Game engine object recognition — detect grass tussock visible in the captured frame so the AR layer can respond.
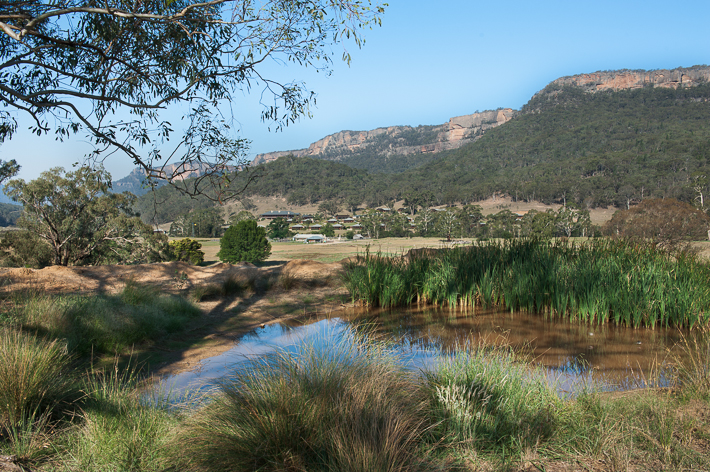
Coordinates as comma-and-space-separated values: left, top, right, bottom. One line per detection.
59, 363, 182, 472
175, 330, 433, 472
425, 344, 562, 452
344, 239, 710, 328
7, 279, 201, 355
191, 274, 249, 301
0, 329, 75, 442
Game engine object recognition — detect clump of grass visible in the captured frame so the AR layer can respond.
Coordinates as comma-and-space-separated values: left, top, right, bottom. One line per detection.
0, 328, 76, 462
10, 284, 201, 355
190, 283, 223, 302
0, 329, 74, 431
424, 343, 562, 453
119, 278, 158, 305
278, 270, 299, 290
191, 274, 248, 301
670, 329, 710, 399
61, 362, 182, 472
175, 328, 433, 471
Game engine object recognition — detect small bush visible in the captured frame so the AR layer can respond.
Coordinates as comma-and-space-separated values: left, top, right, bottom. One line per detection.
218, 220, 271, 263
0, 230, 53, 268
168, 238, 205, 265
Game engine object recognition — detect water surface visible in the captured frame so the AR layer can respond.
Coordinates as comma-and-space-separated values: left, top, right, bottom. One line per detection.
163, 306, 688, 395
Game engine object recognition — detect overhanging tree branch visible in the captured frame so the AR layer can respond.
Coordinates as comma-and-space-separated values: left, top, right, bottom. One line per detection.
0, 0, 386, 201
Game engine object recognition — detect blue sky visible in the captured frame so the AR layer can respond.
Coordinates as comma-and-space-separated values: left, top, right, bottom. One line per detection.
2, 0, 710, 182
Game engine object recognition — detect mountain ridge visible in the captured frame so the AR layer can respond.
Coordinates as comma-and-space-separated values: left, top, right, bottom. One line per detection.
252, 108, 516, 166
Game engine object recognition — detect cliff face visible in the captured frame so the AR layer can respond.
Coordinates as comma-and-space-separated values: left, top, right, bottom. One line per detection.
112, 162, 213, 195
544, 65, 710, 93
252, 108, 516, 165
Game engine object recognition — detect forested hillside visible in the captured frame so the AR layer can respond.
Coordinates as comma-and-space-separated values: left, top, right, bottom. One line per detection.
407, 83, 710, 208
135, 78, 710, 223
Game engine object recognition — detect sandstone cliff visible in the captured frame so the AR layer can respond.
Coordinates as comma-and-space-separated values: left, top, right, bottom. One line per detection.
542, 65, 710, 93
252, 108, 516, 165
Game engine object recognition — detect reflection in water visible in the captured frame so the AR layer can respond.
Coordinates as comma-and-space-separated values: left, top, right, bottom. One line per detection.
162, 307, 690, 397
343, 306, 684, 392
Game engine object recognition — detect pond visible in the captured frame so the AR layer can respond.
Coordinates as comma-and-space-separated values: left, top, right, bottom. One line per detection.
162, 306, 689, 397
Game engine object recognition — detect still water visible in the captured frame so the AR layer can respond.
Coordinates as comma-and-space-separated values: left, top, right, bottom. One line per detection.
163, 307, 688, 396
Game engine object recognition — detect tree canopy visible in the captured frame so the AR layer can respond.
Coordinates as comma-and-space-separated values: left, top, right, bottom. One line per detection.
0, 0, 385, 200
6, 166, 166, 265
218, 219, 271, 263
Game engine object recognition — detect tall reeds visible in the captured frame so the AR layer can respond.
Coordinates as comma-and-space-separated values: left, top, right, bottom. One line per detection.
343, 239, 710, 328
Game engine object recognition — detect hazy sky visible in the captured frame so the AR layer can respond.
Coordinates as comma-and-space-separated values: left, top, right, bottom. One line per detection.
2, 0, 710, 181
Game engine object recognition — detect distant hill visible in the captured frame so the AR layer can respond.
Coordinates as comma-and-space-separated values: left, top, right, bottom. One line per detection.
135, 65, 710, 220
0, 202, 22, 226
112, 162, 215, 196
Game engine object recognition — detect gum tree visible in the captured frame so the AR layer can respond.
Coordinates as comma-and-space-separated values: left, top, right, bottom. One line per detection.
6, 166, 165, 265
0, 0, 386, 200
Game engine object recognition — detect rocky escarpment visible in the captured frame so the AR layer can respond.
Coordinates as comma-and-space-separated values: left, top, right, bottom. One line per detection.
252, 108, 516, 165
113, 162, 214, 196
542, 65, 710, 93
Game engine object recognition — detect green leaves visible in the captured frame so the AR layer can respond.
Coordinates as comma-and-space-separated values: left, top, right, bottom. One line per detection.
218, 220, 271, 263
5, 166, 166, 266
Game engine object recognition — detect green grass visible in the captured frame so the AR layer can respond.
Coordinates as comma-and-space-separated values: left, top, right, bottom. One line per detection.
7, 280, 201, 355
174, 329, 434, 472
0, 328, 76, 454
424, 344, 562, 453
343, 239, 710, 328
59, 363, 183, 472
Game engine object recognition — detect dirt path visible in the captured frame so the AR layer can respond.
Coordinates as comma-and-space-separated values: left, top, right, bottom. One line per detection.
0, 259, 351, 376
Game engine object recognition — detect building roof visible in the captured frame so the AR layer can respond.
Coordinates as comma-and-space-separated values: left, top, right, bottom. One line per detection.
260, 210, 301, 218
293, 234, 326, 241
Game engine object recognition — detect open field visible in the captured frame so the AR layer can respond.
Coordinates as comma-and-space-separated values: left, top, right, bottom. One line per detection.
194, 236, 710, 263
195, 236, 464, 264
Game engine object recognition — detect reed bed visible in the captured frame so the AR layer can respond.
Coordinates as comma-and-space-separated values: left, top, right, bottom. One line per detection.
343, 239, 710, 328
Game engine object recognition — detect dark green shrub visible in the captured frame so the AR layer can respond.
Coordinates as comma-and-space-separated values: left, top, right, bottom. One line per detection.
0, 230, 53, 268
168, 238, 204, 265
217, 220, 271, 263
345, 230, 354, 240
321, 222, 335, 237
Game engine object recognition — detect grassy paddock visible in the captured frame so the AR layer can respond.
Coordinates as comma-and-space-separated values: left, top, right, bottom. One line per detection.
343, 239, 710, 328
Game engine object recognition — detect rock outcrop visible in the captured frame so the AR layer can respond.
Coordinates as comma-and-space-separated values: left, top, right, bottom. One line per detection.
544, 65, 710, 93
252, 108, 516, 165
